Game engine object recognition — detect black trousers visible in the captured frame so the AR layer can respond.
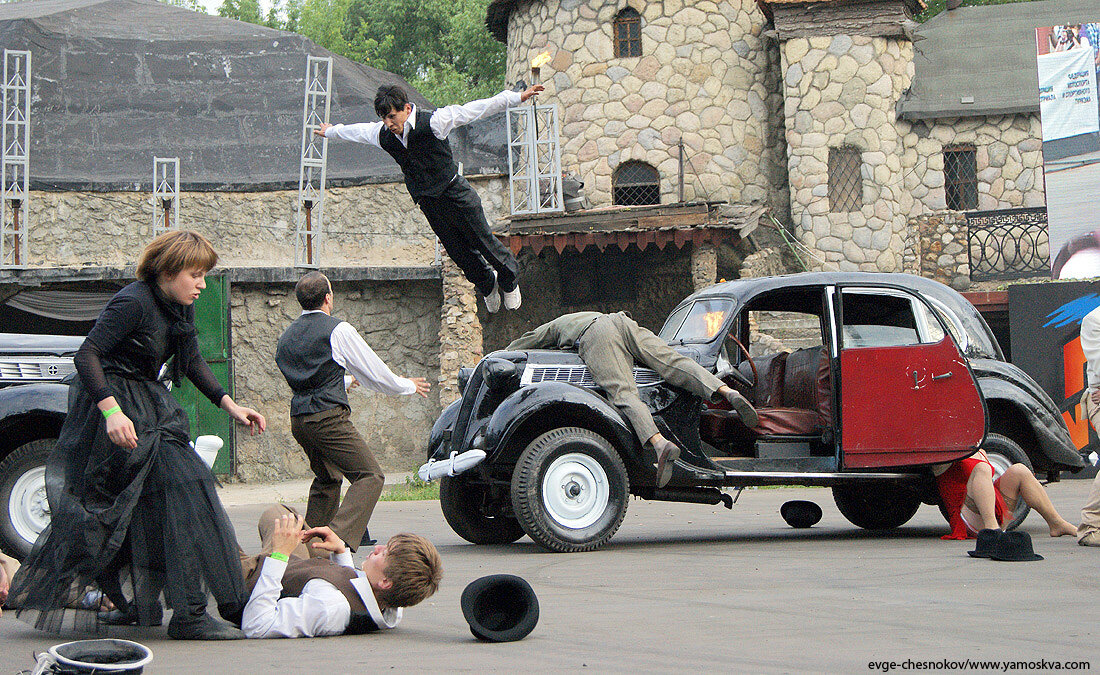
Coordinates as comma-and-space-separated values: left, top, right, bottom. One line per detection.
417, 176, 519, 295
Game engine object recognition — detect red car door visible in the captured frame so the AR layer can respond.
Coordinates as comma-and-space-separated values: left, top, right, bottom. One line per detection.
838, 288, 985, 469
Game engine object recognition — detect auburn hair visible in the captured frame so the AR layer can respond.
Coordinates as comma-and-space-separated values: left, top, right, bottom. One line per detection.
136, 230, 218, 283
377, 533, 442, 609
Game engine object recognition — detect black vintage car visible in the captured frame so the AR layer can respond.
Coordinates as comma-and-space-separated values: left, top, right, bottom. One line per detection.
0, 334, 82, 559
426, 272, 1084, 552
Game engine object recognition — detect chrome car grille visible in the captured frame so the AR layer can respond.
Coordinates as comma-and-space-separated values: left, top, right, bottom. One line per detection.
521, 365, 662, 388
0, 357, 76, 383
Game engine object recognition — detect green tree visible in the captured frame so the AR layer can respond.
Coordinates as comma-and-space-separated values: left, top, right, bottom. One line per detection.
218, 0, 263, 24
159, 0, 206, 10
297, 0, 351, 57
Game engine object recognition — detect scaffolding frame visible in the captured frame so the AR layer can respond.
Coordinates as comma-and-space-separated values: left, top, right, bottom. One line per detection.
506, 103, 563, 215
1, 50, 30, 268
153, 157, 180, 236
295, 56, 332, 268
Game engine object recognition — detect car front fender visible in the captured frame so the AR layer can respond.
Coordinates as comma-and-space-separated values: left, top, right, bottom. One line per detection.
426, 399, 462, 460
483, 382, 639, 466
977, 376, 1084, 471
0, 382, 70, 421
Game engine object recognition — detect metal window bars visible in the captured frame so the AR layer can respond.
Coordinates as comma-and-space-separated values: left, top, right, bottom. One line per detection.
614, 8, 642, 58
1, 50, 30, 268
944, 146, 978, 211
295, 56, 332, 268
507, 103, 563, 215
612, 161, 659, 205
828, 146, 862, 213
153, 157, 179, 236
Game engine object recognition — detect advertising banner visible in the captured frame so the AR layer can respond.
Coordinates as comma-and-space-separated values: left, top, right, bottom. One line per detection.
1035, 24, 1100, 279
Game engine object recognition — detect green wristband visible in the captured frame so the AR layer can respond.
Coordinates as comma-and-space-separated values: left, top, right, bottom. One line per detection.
269, 552, 289, 562
102, 405, 122, 420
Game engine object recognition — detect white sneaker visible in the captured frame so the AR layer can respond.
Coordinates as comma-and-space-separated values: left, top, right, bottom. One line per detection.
484, 277, 501, 313
502, 284, 521, 310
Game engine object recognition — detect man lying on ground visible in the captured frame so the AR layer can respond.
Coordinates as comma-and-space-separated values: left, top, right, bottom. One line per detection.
238, 505, 442, 638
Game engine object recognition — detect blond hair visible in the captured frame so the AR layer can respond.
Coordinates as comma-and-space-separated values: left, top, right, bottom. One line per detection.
377, 533, 442, 609
136, 230, 218, 283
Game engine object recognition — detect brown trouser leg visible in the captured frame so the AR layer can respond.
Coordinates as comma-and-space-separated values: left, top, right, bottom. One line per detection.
578, 313, 725, 444
291, 407, 384, 554
239, 504, 311, 592
1079, 391, 1100, 543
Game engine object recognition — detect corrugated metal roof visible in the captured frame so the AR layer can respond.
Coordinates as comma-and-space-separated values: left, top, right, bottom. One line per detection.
898, 0, 1099, 120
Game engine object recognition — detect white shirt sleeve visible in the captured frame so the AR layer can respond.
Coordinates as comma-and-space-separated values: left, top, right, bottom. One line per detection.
1082, 308, 1100, 391
429, 90, 522, 139
324, 121, 385, 148
241, 557, 352, 639
330, 321, 417, 396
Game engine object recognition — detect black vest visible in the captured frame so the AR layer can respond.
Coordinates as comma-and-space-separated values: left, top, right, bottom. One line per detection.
245, 556, 380, 635
275, 312, 349, 416
377, 109, 458, 199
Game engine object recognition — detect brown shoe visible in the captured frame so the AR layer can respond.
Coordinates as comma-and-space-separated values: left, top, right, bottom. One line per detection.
724, 389, 759, 428
652, 438, 681, 488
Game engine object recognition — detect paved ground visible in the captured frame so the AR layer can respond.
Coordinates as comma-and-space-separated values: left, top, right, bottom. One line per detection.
2, 479, 1098, 674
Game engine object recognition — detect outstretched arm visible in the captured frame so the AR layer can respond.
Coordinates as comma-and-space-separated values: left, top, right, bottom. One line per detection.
429, 85, 544, 139
314, 120, 385, 148
330, 322, 422, 396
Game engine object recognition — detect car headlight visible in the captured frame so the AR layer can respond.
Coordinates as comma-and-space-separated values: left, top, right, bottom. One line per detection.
483, 357, 520, 391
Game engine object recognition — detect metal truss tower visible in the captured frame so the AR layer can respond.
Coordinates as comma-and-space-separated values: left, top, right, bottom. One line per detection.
1, 50, 30, 268
295, 56, 332, 268
506, 103, 563, 216
153, 157, 179, 236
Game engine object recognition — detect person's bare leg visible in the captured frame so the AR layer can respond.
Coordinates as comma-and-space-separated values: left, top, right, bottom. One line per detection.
967, 461, 1002, 530
997, 464, 1077, 536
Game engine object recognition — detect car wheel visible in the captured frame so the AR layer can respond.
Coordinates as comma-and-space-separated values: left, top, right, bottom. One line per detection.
0, 438, 54, 560
980, 433, 1032, 530
439, 473, 525, 545
511, 427, 629, 553
832, 481, 922, 530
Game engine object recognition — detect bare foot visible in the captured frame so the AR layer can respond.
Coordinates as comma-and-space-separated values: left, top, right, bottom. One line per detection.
1050, 520, 1077, 537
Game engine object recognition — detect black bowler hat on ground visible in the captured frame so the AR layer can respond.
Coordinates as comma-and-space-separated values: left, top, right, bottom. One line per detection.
968, 528, 1002, 558
45, 639, 153, 674
461, 574, 540, 643
780, 500, 823, 528
989, 530, 1044, 562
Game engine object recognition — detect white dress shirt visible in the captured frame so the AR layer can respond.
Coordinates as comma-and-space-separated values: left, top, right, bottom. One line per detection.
241, 551, 402, 639
324, 89, 522, 148
300, 310, 417, 396
1081, 305, 1100, 392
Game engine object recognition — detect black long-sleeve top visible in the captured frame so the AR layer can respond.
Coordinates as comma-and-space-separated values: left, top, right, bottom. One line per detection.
74, 281, 227, 406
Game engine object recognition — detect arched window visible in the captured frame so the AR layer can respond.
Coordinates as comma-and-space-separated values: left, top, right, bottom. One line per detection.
613, 161, 659, 205
613, 7, 642, 58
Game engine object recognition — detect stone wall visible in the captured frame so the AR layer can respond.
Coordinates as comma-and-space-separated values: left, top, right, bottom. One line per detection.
502, 0, 789, 217
481, 244, 695, 352
907, 210, 970, 290
229, 279, 442, 481
23, 175, 507, 269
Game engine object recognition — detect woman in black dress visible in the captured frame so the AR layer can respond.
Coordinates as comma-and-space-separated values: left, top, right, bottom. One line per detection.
10, 230, 265, 640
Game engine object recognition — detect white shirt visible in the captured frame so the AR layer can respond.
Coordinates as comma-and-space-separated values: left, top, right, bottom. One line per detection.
1081, 305, 1100, 392
324, 89, 522, 148
241, 551, 402, 639
301, 310, 417, 396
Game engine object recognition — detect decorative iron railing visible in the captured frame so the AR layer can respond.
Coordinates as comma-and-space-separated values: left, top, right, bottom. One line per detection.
967, 207, 1049, 281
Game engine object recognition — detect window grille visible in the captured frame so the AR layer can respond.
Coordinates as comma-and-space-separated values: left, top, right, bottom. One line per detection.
828, 146, 862, 212
612, 161, 659, 206
614, 8, 642, 58
944, 145, 978, 211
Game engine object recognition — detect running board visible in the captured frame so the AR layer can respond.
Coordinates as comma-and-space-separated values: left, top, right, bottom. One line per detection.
721, 471, 921, 488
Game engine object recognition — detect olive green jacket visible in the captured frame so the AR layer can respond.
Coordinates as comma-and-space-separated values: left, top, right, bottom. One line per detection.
506, 311, 604, 350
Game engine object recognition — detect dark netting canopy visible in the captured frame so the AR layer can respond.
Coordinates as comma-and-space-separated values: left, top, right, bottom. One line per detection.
0, 0, 508, 191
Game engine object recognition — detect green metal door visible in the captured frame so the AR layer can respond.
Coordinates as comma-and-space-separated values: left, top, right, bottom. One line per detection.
172, 273, 234, 474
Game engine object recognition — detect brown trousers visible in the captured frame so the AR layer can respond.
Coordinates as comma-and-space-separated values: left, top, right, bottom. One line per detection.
291, 407, 384, 554
1079, 391, 1100, 544
239, 504, 311, 587
577, 312, 725, 443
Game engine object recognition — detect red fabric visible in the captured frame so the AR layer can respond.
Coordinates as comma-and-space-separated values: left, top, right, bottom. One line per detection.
935, 456, 1007, 540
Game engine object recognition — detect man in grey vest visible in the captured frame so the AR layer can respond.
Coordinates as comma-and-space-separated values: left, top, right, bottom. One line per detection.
507, 311, 759, 487
317, 83, 543, 314
276, 272, 430, 555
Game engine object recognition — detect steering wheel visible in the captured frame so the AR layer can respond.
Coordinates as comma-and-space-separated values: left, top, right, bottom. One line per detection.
726, 333, 757, 390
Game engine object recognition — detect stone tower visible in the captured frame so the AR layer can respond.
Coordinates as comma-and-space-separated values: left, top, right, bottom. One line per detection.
487, 0, 789, 217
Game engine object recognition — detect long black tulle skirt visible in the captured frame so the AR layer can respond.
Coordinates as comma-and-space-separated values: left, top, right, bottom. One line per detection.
9, 374, 245, 634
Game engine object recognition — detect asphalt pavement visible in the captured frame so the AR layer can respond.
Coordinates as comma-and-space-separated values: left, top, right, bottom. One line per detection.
2, 479, 1098, 674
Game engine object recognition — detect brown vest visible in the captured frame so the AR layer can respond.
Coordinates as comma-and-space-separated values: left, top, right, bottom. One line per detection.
245, 555, 380, 634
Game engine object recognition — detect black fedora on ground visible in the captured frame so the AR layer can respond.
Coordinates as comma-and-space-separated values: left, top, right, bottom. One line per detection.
780, 500, 823, 528
968, 528, 1002, 558
989, 530, 1044, 562
461, 574, 539, 643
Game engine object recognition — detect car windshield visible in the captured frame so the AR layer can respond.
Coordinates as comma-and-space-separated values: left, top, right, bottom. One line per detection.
659, 298, 734, 343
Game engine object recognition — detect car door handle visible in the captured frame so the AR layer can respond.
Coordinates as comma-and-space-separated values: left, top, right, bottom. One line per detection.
931, 372, 953, 381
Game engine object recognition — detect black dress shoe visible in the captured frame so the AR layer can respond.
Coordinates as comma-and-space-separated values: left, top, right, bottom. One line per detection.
167, 613, 245, 640
98, 604, 163, 627
652, 438, 681, 488
724, 389, 759, 428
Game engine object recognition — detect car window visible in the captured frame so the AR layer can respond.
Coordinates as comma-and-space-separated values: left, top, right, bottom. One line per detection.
658, 303, 691, 341
841, 290, 930, 347
662, 299, 734, 343
745, 310, 822, 356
